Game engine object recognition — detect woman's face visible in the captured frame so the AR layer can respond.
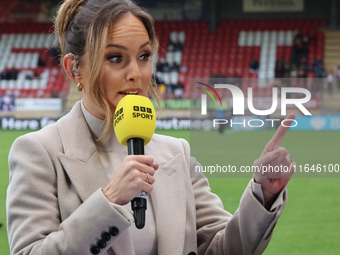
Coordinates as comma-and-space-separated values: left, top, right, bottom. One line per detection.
81, 13, 152, 119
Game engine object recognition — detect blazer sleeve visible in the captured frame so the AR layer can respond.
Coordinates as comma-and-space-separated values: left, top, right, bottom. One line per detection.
7, 134, 131, 255
180, 139, 287, 255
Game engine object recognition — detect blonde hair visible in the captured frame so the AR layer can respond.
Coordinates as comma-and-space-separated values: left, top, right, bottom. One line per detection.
54, 0, 160, 141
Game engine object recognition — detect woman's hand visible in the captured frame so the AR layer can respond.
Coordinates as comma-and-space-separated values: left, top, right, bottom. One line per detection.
103, 155, 158, 205
253, 113, 296, 210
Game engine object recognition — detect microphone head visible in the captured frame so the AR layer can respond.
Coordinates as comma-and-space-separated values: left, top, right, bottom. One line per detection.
113, 95, 156, 146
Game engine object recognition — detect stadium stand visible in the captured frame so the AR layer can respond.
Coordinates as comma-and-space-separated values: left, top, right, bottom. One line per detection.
0, 18, 327, 104
154, 19, 326, 100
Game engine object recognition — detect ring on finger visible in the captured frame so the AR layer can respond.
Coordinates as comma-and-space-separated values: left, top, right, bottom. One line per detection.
146, 173, 150, 183
287, 154, 294, 163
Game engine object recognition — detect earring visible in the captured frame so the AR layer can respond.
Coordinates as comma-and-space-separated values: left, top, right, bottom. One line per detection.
77, 83, 83, 92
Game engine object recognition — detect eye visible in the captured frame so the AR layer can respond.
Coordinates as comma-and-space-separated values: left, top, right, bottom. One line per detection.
139, 53, 151, 61
109, 55, 122, 63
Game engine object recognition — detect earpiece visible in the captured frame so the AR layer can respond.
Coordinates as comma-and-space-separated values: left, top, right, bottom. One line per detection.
69, 53, 80, 76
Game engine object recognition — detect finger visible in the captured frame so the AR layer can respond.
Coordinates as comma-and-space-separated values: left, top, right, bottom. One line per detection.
270, 147, 288, 166
281, 153, 296, 169
138, 163, 156, 176
153, 163, 159, 170
268, 113, 296, 150
259, 148, 295, 179
278, 159, 295, 177
139, 181, 154, 195
275, 159, 296, 178
276, 155, 293, 168
127, 155, 154, 167
253, 147, 281, 167
126, 160, 156, 176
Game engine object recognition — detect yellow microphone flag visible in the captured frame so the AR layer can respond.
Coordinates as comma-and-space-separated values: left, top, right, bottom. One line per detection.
113, 95, 156, 146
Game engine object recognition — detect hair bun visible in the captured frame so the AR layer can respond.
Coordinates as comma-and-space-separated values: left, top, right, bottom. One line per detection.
55, 0, 87, 44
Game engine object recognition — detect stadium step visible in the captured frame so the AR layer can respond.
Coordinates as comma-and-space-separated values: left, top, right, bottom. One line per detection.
323, 45, 340, 51
324, 52, 340, 58
321, 91, 340, 110
323, 29, 340, 75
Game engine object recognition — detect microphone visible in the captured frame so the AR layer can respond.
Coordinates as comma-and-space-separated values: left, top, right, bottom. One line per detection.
113, 95, 156, 229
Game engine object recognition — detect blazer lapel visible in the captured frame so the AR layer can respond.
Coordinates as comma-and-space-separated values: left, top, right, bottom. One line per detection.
150, 154, 187, 255
57, 151, 109, 202
56, 101, 110, 202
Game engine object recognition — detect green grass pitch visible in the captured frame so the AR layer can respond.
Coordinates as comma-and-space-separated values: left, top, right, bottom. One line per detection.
1, 129, 339, 255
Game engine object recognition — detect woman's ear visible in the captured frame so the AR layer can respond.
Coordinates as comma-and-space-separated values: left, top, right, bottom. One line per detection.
63, 53, 82, 83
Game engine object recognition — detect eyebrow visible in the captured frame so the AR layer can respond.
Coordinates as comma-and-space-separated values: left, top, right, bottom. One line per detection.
106, 41, 151, 50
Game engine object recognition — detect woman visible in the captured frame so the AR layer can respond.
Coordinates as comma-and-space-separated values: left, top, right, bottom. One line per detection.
7, 0, 296, 254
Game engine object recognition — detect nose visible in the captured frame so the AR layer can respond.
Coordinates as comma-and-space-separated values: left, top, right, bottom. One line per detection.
126, 59, 142, 82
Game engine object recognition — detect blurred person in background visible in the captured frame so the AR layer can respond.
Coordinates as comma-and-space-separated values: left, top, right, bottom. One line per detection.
297, 65, 307, 78
314, 60, 325, 78
6, 0, 297, 254
275, 59, 285, 78
173, 38, 183, 52
1, 94, 15, 111
327, 69, 334, 96
336, 65, 340, 89
215, 100, 228, 134
290, 63, 298, 78
249, 58, 259, 73
314, 60, 325, 93
283, 61, 291, 78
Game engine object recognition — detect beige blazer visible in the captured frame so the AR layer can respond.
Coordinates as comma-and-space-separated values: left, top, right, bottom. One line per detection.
7, 101, 286, 255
